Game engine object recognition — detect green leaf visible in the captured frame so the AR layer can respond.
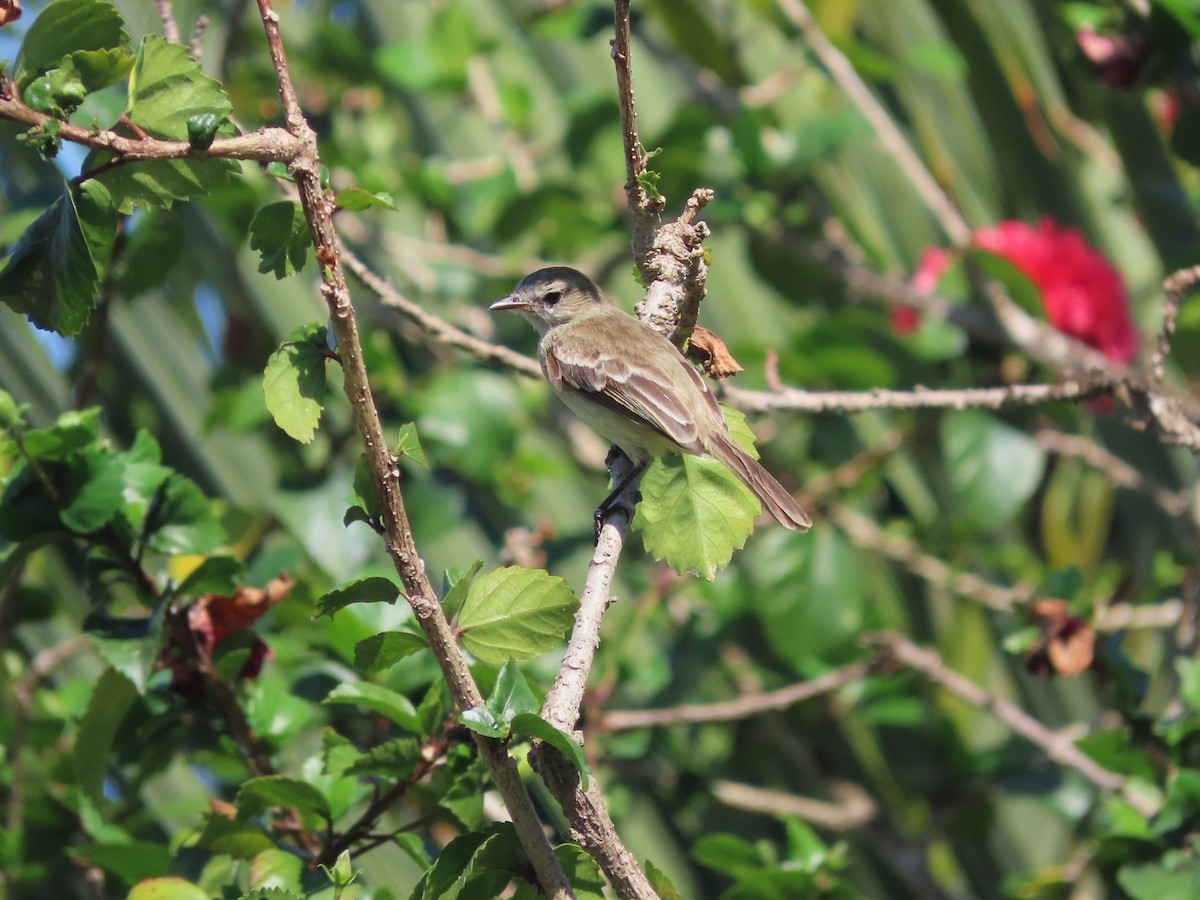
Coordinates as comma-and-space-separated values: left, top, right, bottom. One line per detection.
263, 325, 328, 443
334, 188, 397, 211
70, 842, 171, 886
1118, 858, 1200, 900
75, 667, 138, 803
88, 36, 238, 213
0, 185, 101, 336
128, 877, 210, 900
196, 812, 275, 859
632, 453, 759, 580
15, 0, 131, 94
942, 410, 1045, 530
644, 860, 683, 900
323, 682, 422, 733
410, 832, 490, 900
486, 659, 539, 724
432, 744, 486, 831
460, 706, 506, 739
143, 473, 223, 555
457, 566, 578, 664
556, 845, 607, 900
395, 422, 428, 469
314, 575, 402, 618
249, 202, 311, 279
343, 736, 420, 777
236, 776, 331, 821
511, 713, 589, 789
354, 630, 427, 673
249, 847, 303, 892
176, 555, 246, 596
442, 559, 484, 620
60, 447, 125, 533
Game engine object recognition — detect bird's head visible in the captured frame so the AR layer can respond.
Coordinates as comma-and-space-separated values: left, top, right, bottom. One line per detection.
490, 267, 607, 333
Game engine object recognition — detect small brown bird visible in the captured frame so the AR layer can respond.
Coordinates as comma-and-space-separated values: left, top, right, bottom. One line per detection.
490, 267, 810, 531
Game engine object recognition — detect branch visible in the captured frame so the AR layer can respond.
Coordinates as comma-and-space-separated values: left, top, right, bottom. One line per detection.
253, 2, 571, 895
866, 632, 1158, 817
0, 87, 299, 163
726, 379, 1109, 415
600, 663, 867, 733
774, 0, 970, 245
712, 780, 876, 831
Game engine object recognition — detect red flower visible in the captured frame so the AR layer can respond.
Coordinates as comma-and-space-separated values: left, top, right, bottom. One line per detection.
900, 218, 1139, 363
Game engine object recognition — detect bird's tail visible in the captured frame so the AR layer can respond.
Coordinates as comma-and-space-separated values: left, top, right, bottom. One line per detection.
707, 433, 811, 531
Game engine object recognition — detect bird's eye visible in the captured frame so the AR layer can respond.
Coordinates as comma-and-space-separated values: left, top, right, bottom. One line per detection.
543, 290, 562, 306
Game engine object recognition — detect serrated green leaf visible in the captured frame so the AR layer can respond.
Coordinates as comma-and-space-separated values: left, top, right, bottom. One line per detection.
72, 842, 171, 885
395, 422, 428, 468
486, 659, 539, 724
334, 188, 397, 211
344, 736, 420, 777
236, 776, 330, 821
432, 745, 485, 831
315, 576, 402, 618
410, 832, 490, 900
632, 454, 758, 579
15, 0, 131, 93
249, 847, 303, 892
511, 713, 589, 789
0, 185, 100, 336
354, 630, 427, 673
323, 682, 421, 733
457, 567, 578, 664
60, 447, 125, 533
263, 330, 327, 443
75, 667, 138, 803
249, 202, 311, 279
87, 36, 238, 213
197, 812, 275, 860
720, 405, 759, 459
442, 559, 483, 620
143, 473, 223, 555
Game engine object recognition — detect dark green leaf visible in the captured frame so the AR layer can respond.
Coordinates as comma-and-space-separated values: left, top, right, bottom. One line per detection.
143, 473, 223, 555
314, 576, 402, 618
409, 832, 489, 900
432, 744, 486, 831
75, 668, 138, 803
644, 860, 683, 900
176, 556, 246, 596
0, 185, 100, 336
334, 188, 397, 211
69, 842, 170, 886
942, 409, 1045, 530
511, 713, 589, 789
485, 659, 539, 724
441, 559, 483, 620
323, 682, 421, 733
14, 0, 131, 93
344, 736, 420, 778
460, 706, 506, 739
60, 447, 125, 533
249, 202, 311, 279
236, 776, 330, 821
354, 631, 427, 674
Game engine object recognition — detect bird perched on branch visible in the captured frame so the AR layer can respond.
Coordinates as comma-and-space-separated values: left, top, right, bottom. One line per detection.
490, 267, 810, 532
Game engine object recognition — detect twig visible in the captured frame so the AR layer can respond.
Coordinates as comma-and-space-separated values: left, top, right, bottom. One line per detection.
466, 56, 537, 191
726, 379, 1109, 415
0, 88, 299, 163
252, 2, 571, 895
156, 0, 181, 45
191, 16, 210, 60
1034, 429, 1194, 520
866, 632, 1158, 817
1156, 265, 1200, 384
611, 0, 664, 245
712, 779, 876, 831
831, 506, 1035, 614
342, 244, 540, 376
600, 663, 868, 733
775, 0, 970, 245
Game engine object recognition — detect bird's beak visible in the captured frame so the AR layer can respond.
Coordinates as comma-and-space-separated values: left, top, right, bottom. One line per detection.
489, 295, 528, 312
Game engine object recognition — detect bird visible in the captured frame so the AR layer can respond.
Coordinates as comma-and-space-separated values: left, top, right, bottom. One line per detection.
490, 267, 810, 532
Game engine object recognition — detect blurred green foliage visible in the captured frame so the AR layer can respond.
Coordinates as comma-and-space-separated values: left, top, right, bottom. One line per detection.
2, 0, 1199, 897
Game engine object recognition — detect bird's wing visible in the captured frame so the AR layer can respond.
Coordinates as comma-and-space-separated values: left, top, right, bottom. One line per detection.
543, 328, 713, 455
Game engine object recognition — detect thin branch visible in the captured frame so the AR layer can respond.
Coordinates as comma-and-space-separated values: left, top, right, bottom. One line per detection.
726, 379, 1108, 415
156, 0, 181, 45
1034, 429, 1194, 520
191, 16, 210, 61
253, 2, 571, 895
340, 243, 540, 376
0, 87, 299, 163
1156, 265, 1200, 384
774, 0, 970, 245
866, 632, 1157, 817
712, 780, 876, 831
600, 663, 868, 733
611, 0, 664, 244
